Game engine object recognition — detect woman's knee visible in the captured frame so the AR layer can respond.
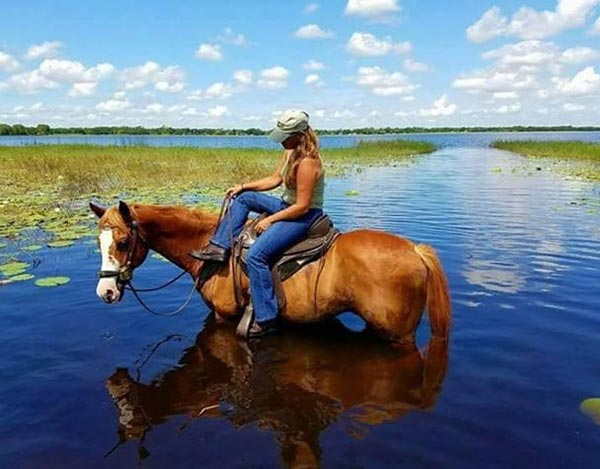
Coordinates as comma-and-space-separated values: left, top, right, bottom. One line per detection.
234, 191, 253, 206
247, 245, 270, 268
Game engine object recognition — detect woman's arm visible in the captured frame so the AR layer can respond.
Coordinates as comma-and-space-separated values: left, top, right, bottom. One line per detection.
256, 158, 320, 231
232, 151, 289, 194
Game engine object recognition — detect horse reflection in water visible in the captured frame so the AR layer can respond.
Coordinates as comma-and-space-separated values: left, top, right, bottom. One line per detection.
106, 318, 449, 467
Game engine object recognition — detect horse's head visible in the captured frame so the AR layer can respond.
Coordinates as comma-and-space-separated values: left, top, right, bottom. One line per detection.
90, 201, 149, 304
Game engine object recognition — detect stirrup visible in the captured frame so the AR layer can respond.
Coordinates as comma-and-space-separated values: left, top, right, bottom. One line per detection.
236, 301, 254, 338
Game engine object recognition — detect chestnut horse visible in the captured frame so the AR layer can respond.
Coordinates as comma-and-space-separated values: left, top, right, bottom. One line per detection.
90, 201, 451, 343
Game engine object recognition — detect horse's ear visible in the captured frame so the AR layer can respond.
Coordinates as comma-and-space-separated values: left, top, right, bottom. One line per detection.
118, 201, 133, 226
89, 201, 106, 218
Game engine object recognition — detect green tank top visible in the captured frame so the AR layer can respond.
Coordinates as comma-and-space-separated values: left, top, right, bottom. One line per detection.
280, 154, 325, 209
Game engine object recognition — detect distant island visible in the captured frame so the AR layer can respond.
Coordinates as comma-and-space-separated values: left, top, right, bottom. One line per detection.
1, 123, 600, 136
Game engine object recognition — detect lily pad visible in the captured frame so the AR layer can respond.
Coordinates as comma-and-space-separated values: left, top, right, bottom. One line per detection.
0, 243, 6, 249
580, 398, 600, 425
0, 261, 30, 276
9, 273, 34, 282
22, 245, 43, 251
47, 240, 75, 248
345, 190, 360, 196
35, 276, 70, 287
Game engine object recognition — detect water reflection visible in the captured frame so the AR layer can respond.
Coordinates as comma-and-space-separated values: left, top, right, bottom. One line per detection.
106, 319, 449, 467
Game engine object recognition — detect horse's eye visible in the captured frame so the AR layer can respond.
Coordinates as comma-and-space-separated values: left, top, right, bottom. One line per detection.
117, 239, 129, 250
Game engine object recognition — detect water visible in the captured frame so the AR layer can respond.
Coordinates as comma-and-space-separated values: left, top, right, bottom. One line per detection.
1, 131, 600, 149
1, 133, 599, 467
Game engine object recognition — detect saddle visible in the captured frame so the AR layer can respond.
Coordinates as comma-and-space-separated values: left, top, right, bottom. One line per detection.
234, 213, 340, 284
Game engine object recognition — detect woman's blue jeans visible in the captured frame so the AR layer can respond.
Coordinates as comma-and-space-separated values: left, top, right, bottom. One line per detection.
210, 191, 323, 322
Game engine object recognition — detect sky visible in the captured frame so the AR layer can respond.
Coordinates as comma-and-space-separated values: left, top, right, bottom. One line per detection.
0, 0, 599, 129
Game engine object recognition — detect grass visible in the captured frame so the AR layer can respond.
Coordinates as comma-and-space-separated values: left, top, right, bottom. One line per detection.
491, 140, 600, 181
0, 140, 435, 238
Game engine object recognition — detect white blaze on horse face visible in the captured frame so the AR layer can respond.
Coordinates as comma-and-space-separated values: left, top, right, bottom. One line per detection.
97, 228, 122, 303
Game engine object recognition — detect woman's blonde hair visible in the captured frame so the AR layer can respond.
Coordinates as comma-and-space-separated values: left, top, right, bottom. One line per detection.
285, 126, 319, 187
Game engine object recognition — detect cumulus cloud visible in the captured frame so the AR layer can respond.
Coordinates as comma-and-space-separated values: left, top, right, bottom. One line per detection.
294, 24, 334, 39
420, 94, 457, 117
217, 28, 247, 46
355, 66, 417, 95
495, 102, 521, 114
592, 16, 600, 34
257, 66, 289, 89
25, 41, 63, 60
0, 51, 19, 72
305, 73, 324, 87
563, 102, 585, 111
552, 66, 600, 95
303, 60, 325, 71
304, 2, 319, 14
453, 67, 536, 94
195, 43, 223, 60
467, 1, 600, 42
119, 61, 185, 92
67, 82, 98, 97
403, 58, 429, 72
207, 105, 229, 117
345, 0, 401, 21
96, 98, 131, 112
233, 69, 253, 85
346, 32, 411, 56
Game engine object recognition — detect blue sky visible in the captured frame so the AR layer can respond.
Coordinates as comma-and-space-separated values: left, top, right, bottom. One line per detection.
0, 0, 599, 128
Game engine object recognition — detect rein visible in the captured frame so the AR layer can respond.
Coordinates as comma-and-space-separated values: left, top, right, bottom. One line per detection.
98, 217, 200, 317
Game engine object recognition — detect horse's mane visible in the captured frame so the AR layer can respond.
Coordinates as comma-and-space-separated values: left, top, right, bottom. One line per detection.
100, 203, 219, 234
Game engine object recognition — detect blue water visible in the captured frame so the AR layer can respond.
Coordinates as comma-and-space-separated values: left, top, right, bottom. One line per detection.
1, 131, 600, 149
1, 133, 599, 467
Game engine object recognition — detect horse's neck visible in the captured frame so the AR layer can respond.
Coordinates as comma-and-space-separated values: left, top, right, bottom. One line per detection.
136, 205, 218, 274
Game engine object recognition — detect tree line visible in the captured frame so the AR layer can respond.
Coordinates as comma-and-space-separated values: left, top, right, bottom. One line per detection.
1, 123, 599, 136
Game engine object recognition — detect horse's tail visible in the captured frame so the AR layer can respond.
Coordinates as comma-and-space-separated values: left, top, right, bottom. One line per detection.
414, 244, 451, 340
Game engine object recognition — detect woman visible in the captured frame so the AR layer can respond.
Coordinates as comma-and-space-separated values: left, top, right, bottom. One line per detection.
190, 110, 325, 338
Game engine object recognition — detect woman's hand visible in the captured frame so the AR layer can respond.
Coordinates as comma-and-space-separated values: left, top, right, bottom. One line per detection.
225, 184, 245, 197
255, 217, 273, 234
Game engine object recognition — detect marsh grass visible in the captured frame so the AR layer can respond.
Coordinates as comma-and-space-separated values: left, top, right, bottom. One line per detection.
0, 140, 434, 239
491, 140, 600, 181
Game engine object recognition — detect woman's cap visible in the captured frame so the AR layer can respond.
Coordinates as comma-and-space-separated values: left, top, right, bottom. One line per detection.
268, 110, 310, 143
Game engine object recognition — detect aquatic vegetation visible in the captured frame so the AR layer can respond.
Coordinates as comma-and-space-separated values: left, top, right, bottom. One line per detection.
580, 398, 600, 425
0, 261, 30, 276
345, 190, 360, 196
47, 240, 76, 248
491, 141, 600, 181
34, 276, 70, 287
0, 141, 434, 240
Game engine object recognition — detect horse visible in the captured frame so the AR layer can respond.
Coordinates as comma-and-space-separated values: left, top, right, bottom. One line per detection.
105, 317, 449, 466
90, 200, 451, 343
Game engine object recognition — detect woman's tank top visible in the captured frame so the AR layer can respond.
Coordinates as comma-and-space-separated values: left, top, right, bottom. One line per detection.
280, 153, 325, 209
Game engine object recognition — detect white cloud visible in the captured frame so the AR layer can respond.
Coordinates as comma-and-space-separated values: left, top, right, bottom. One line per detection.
346, 32, 411, 57
207, 105, 229, 117
355, 66, 417, 95
303, 60, 325, 71
0, 51, 19, 72
403, 58, 429, 72
294, 24, 334, 39
67, 82, 98, 97
482, 40, 599, 69
233, 69, 253, 85
493, 91, 519, 100
205, 82, 234, 99
25, 41, 63, 60
304, 2, 319, 14
258, 66, 289, 89
305, 73, 324, 87
145, 103, 164, 113
467, 1, 600, 42
496, 102, 521, 114
7, 70, 59, 94
592, 16, 600, 34
195, 43, 223, 61
345, 0, 401, 20
40, 59, 115, 83
119, 61, 185, 92
453, 67, 536, 94
420, 94, 457, 117
96, 99, 131, 112
563, 102, 585, 111
217, 28, 247, 46
553, 66, 600, 95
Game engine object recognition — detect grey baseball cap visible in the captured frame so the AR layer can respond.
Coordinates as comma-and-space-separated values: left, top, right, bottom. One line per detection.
268, 110, 310, 143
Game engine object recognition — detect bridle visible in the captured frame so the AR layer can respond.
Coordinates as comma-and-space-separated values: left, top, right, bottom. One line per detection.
97, 217, 199, 316
98, 219, 144, 290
